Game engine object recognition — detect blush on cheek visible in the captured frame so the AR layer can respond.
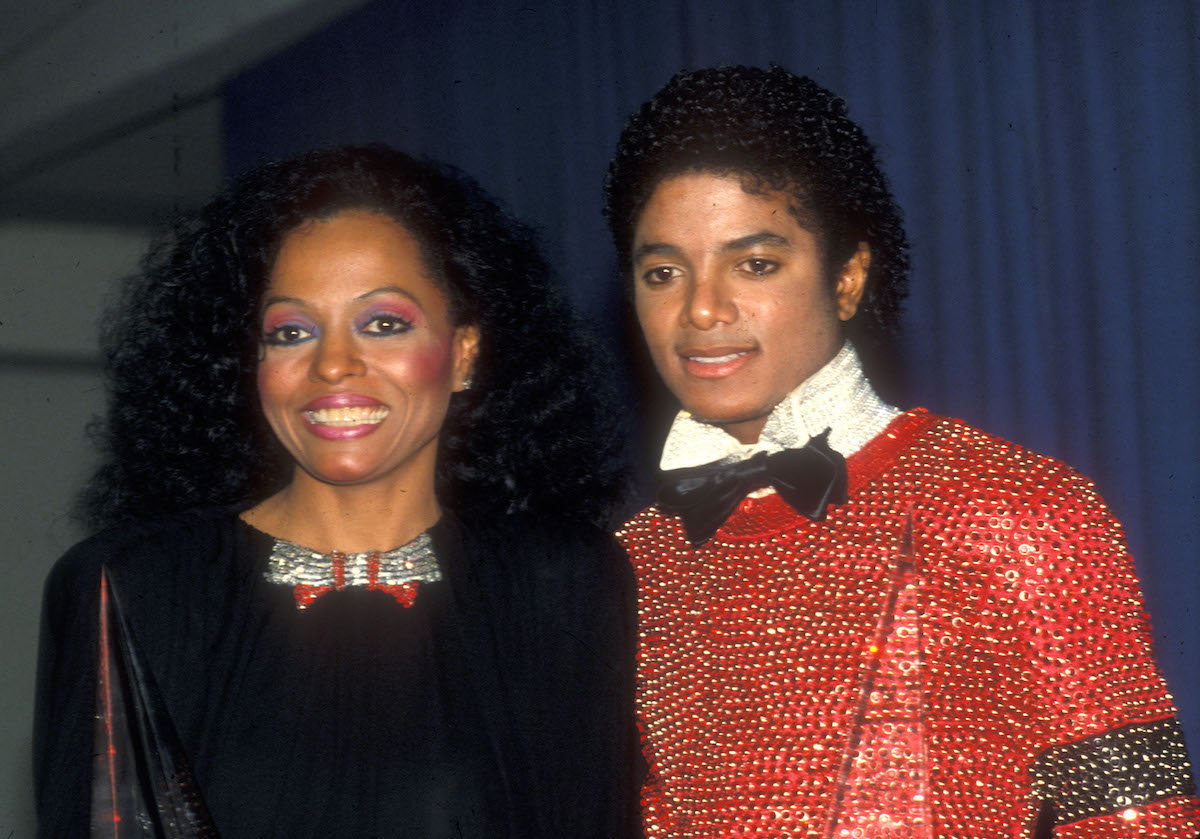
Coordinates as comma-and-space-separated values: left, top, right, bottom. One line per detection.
404, 336, 456, 384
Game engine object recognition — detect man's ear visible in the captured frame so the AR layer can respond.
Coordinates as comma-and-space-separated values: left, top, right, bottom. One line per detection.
835, 242, 870, 321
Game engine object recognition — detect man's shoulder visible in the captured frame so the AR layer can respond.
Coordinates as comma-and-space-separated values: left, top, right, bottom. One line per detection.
617, 409, 1113, 552
915, 411, 1085, 479
896, 411, 1112, 523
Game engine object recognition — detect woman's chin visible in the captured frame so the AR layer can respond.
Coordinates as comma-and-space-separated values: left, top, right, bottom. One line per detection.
296, 461, 385, 488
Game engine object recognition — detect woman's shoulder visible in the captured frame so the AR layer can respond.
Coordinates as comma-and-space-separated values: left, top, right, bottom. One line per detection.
449, 512, 630, 594
465, 511, 621, 561
47, 507, 245, 595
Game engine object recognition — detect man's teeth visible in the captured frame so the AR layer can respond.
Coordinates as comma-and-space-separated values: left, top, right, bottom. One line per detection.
305, 406, 389, 426
689, 352, 746, 364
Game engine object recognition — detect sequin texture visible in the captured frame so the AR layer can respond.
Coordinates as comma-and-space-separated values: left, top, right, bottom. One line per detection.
620, 410, 1200, 837
265, 531, 441, 609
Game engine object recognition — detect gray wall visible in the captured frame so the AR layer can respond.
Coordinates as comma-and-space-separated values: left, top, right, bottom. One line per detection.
0, 220, 151, 832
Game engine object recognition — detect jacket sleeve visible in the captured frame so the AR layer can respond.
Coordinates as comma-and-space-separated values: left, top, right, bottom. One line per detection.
1019, 471, 1200, 836
34, 542, 104, 838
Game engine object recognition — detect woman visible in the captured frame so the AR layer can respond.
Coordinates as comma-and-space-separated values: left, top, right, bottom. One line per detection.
35, 146, 640, 837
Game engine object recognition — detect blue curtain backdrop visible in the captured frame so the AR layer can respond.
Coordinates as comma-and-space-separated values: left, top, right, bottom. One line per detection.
225, 0, 1200, 763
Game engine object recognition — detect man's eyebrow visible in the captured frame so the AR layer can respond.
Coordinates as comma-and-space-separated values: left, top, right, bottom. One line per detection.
721, 231, 792, 252
633, 232, 793, 262
632, 242, 683, 262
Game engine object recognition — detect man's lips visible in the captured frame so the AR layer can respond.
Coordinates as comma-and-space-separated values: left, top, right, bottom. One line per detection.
677, 346, 757, 378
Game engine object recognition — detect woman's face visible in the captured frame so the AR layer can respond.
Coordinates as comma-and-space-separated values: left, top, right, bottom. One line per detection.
257, 209, 478, 490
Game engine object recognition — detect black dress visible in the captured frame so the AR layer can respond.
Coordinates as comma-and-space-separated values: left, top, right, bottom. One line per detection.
34, 508, 641, 837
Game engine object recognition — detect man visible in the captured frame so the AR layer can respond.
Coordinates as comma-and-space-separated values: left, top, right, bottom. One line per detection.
605, 65, 1199, 837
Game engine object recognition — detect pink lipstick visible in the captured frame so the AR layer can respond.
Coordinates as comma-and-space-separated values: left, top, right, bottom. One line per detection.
300, 393, 390, 440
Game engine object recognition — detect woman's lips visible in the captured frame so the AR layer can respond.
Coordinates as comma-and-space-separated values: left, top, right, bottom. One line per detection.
678, 347, 757, 379
300, 394, 389, 439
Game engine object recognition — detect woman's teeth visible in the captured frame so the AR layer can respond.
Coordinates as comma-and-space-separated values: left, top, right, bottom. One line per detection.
305, 406, 389, 426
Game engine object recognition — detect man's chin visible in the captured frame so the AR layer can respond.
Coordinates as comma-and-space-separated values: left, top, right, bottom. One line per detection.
683, 407, 772, 444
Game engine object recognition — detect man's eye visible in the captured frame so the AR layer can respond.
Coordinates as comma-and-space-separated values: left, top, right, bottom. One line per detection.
263, 324, 313, 345
742, 258, 778, 276
361, 315, 413, 335
641, 266, 679, 285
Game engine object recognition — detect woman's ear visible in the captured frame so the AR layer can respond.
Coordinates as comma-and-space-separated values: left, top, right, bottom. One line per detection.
452, 325, 481, 391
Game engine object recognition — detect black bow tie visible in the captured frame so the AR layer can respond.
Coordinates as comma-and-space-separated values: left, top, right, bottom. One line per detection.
656, 429, 848, 546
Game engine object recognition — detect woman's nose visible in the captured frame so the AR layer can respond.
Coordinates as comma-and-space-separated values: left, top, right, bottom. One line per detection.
309, 332, 366, 383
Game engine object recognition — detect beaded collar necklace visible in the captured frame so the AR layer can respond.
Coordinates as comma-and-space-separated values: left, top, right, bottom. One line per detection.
263, 530, 443, 609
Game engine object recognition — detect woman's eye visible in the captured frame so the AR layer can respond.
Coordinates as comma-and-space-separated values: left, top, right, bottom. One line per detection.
641, 265, 679, 285
361, 314, 413, 335
741, 258, 779, 276
263, 324, 314, 345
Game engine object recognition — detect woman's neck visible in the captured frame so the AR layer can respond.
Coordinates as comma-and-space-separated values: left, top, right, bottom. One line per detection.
241, 472, 442, 554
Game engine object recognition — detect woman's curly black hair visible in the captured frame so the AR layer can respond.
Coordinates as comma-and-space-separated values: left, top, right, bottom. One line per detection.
603, 65, 910, 390
82, 144, 627, 531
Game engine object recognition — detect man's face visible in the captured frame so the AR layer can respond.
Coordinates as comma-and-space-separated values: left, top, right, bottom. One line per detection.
632, 172, 867, 444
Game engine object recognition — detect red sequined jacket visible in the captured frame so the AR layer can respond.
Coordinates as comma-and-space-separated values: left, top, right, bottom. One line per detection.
620, 410, 1200, 838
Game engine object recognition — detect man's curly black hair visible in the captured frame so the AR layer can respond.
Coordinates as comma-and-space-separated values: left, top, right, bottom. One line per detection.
603, 65, 910, 390
82, 144, 626, 531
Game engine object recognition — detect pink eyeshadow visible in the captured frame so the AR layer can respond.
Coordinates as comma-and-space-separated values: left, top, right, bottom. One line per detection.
262, 309, 316, 332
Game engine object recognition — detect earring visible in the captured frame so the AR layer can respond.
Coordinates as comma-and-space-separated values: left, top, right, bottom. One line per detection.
460, 376, 473, 391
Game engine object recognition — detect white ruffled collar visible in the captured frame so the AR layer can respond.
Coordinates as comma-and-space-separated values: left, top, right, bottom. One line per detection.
659, 343, 900, 470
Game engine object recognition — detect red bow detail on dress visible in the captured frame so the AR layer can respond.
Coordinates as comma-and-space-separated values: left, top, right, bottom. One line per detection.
292, 550, 421, 609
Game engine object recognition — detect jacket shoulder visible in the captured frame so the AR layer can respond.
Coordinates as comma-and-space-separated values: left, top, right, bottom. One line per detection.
46, 507, 239, 597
